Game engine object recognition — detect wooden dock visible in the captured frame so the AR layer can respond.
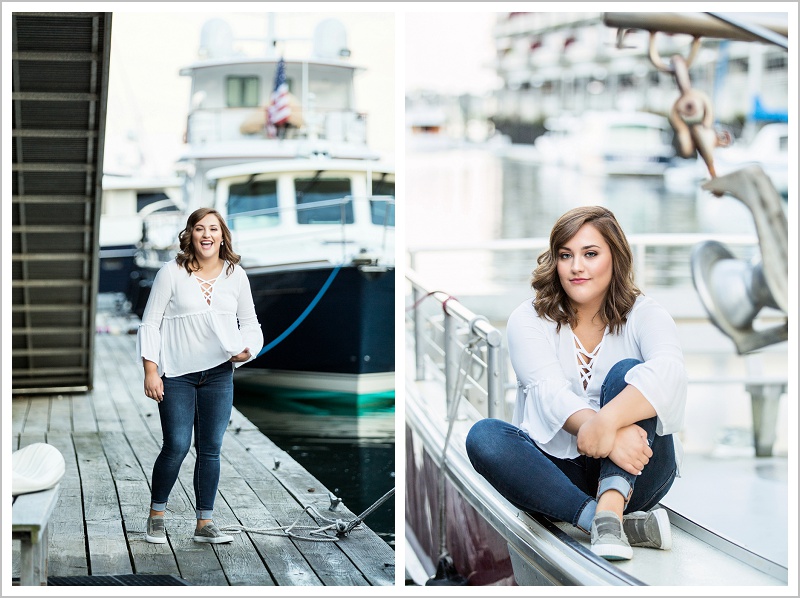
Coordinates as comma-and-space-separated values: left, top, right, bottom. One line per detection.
10, 324, 396, 587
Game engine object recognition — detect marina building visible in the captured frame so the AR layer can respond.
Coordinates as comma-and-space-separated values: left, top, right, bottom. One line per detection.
489, 11, 789, 144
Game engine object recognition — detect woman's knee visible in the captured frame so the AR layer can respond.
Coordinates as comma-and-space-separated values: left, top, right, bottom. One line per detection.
160, 436, 192, 461
466, 418, 505, 464
601, 358, 643, 405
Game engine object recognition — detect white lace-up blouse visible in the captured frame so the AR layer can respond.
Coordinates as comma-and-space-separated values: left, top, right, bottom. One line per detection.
137, 259, 263, 377
507, 294, 687, 465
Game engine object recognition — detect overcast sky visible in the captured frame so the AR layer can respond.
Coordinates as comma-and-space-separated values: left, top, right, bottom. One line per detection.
404, 11, 500, 96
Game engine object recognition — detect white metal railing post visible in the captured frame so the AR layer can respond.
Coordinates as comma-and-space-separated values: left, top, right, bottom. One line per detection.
412, 285, 425, 382
484, 328, 505, 420
443, 308, 459, 414
408, 253, 426, 381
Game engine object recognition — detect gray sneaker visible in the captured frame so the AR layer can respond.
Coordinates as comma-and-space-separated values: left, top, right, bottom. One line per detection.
623, 508, 672, 550
145, 515, 167, 544
193, 522, 233, 544
590, 511, 632, 561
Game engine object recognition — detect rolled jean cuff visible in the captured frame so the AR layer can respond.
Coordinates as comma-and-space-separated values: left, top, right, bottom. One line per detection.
196, 509, 214, 520
598, 475, 632, 504
576, 498, 596, 534
150, 501, 168, 512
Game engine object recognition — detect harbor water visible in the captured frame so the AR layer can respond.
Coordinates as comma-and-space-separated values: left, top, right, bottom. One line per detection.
234, 389, 396, 549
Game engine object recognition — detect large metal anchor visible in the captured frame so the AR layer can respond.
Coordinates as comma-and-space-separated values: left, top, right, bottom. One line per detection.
692, 165, 788, 354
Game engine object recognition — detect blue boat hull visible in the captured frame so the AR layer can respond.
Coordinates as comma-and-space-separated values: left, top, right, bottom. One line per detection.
246, 264, 395, 377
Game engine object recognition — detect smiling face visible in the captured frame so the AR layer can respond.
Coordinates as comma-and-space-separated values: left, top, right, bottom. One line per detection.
556, 223, 613, 313
191, 212, 223, 262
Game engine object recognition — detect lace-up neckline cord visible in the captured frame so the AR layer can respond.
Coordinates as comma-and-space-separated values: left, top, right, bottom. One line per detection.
194, 274, 219, 306
573, 332, 603, 390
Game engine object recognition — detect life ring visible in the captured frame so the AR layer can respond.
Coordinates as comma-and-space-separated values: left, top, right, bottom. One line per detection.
12, 443, 66, 496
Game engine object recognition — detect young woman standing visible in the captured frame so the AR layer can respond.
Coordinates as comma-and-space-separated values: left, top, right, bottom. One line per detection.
138, 207, 263, 544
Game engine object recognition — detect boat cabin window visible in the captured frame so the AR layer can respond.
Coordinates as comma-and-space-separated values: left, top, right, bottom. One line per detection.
607, 124, 669, 148
295, 177, 354, 225
370, 178, 395, 227
227, 179, 279, 231
307, 65, 352, 111
226, 76, 260, 108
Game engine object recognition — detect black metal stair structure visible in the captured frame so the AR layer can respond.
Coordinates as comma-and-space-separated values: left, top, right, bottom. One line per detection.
11, 12, 112, 394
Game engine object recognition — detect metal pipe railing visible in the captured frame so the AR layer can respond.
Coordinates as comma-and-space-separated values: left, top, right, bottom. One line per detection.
602, 12, 788, 44
406, 268, 505, 420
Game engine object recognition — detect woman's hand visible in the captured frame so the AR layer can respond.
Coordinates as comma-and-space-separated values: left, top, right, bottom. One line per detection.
144, 370, 164, 403
229, 348, 252, 363
576, 413, 617, 459
608, 424, 652, 476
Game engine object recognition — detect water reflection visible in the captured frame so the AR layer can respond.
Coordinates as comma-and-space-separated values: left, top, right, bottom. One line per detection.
407, 146, 761, 293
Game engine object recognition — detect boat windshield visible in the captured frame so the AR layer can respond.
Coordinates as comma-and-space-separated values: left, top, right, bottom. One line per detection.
224, 171, 395, 230
295, 177, 354, 224
227, 179, 279, 231
371, 176, 395, 227
606, 124, 670, 149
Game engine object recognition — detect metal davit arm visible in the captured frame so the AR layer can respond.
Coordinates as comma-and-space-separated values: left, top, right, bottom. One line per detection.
602, 12, 788, 46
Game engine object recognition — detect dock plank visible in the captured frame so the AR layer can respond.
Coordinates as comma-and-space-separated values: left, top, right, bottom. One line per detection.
216, 446, 323, 586
44, 431, 88, 578
230, 430, 396, 585
10, 324, 395, 587
223, 430, 382, 586
23, 397, 50, 434
48, 396, 73, 433
11, 399, 28, 438
71, 394, 97, 433
72, 433, 132, 575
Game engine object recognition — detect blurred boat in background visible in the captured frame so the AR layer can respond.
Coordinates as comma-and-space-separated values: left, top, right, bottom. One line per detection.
665, 122, 788, 197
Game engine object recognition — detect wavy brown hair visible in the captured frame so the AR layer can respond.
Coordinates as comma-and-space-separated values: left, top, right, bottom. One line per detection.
531, 206, 640, 334
176, 208, 240, 275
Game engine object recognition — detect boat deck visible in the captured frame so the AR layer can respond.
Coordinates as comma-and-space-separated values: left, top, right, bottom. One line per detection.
10, 322, 395, 587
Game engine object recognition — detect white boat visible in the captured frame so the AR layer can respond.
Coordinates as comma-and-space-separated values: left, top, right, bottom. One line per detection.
128, 17, 395, 403
405, 94, 461, 153
665, 122, 789, 198
531, 110, 677, 176
98, 174, 183, 301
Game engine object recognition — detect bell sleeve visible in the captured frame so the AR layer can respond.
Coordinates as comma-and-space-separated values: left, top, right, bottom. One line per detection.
135, 264, 171, 369
507, 303, 589, 448
624, 299, 688, 435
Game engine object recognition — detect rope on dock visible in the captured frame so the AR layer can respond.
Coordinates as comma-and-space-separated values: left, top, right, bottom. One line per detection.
147, 487, 395, 543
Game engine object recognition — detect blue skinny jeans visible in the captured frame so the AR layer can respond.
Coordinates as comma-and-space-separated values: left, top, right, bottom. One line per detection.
466, 359, 677, 533
150, 361, 234, 520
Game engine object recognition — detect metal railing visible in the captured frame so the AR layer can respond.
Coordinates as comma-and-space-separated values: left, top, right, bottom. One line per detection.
185, 107, 368, 145
406, 268, 506, 420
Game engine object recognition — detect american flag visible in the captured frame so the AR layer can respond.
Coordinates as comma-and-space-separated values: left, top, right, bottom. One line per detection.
267, 57, 291, 136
